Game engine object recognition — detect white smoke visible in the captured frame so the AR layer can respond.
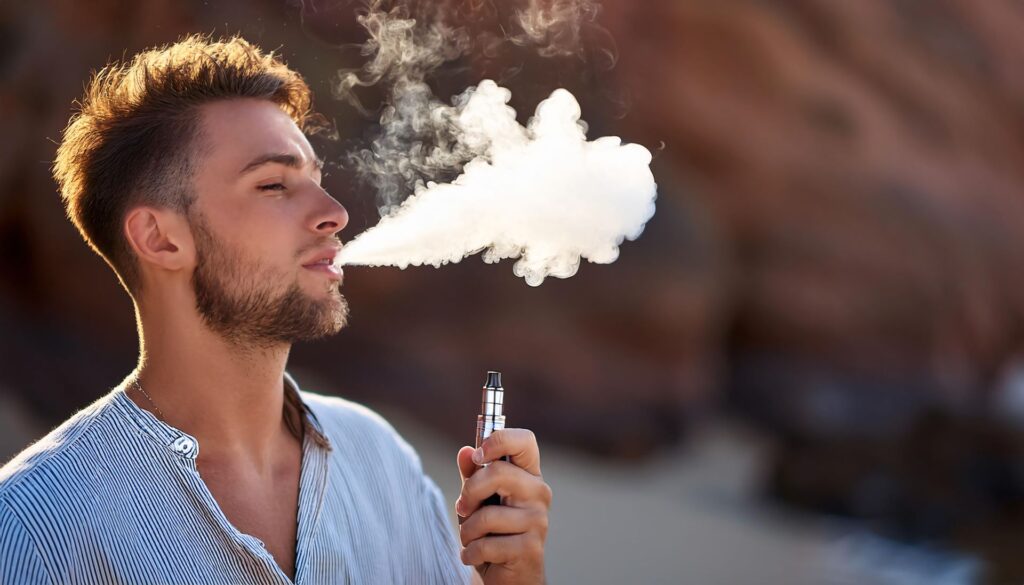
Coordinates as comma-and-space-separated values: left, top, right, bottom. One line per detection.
336, 79, 656, 286
337, 0, 616, 213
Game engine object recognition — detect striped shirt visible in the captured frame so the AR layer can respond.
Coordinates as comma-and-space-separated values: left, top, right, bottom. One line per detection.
0, 372, 473, 584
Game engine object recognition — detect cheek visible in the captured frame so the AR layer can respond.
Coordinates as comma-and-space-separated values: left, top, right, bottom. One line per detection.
267, 234, 304, 272
238, 207, 304, 258
204, 191, 308, 270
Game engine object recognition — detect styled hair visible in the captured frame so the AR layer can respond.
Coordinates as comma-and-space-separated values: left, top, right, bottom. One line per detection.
52, 34, 321, 293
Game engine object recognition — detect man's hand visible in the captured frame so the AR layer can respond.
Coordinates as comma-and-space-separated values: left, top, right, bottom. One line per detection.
456, 428, 551, 585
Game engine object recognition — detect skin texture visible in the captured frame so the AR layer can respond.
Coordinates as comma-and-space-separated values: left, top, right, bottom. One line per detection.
189, 206, 348, 349
119, 97, 550, 583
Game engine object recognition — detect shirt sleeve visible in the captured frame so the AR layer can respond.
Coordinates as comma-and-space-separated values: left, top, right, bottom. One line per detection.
421, 471, 474, 585
0, 498, 51, 585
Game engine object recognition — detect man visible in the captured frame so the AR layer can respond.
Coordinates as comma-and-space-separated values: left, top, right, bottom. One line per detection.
0, 35, 550, 584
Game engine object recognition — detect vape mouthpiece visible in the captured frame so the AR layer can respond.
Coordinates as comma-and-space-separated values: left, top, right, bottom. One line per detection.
478, 371, 505, 439
485, 370, 502, 389
475, 370, 508, 512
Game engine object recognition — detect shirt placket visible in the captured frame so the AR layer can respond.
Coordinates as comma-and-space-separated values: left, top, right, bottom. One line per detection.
168, 433, 294, 584
119, 391, 290, 584
116, 381, 338, 585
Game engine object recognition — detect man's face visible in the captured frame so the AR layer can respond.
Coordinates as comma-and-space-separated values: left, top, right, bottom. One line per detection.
187, 99, 350, 348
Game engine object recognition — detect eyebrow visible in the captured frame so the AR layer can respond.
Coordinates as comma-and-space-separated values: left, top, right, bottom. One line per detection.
238, 152, 325, 175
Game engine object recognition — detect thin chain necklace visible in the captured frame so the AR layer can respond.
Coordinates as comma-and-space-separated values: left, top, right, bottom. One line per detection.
132, 379, 166, 422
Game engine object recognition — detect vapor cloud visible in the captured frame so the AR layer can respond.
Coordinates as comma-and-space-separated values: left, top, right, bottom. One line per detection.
332, 0, 655, 285
336, 80, 656, 286
338, 0, 611, 213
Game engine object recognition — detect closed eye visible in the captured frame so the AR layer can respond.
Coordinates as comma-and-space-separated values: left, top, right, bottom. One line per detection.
257, 183, 286, 192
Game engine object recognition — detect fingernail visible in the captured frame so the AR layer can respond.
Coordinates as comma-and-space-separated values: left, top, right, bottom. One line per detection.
455, 497, 464, 515
472, 447, 484, 464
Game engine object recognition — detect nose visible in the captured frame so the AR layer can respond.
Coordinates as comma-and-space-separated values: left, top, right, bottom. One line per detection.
309, 188, 349, 236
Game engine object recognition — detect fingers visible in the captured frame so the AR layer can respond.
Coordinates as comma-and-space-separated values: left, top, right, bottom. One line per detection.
456, 460, 552, 518
457, 445, 478, 483
460, 533, 545, 567
457, 446, 479, 525
459, 505, 548, 547
474, 428, 542, 476
453, 428, 551, 578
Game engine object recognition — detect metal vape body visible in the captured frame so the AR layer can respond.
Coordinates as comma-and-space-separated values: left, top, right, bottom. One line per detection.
476, 371, 507, 507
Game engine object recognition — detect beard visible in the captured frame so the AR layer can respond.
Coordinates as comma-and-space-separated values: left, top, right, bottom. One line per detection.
189, 212, 349, 349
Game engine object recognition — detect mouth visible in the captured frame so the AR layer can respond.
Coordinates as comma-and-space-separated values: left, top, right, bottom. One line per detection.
301, 247, 344, 282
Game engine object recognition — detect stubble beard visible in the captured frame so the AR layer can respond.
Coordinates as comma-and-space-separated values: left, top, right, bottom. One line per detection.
189, 213, 349, 350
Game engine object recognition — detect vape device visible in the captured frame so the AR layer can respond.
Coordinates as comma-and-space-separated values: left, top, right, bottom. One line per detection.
462, 371, 510, 578
460, 370, 508, 529
476, 370, 508, 507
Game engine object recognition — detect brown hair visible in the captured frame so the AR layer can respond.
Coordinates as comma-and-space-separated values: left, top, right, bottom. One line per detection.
53, 34, 321, 293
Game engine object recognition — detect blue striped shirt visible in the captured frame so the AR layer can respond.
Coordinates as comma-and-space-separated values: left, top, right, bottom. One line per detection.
0, 372, 473, 584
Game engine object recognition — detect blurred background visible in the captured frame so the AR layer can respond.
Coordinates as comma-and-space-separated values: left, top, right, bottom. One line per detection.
3, 1, 1024, 583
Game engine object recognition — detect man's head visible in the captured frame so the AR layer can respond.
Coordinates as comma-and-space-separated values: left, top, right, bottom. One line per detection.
53, 35, 350, 347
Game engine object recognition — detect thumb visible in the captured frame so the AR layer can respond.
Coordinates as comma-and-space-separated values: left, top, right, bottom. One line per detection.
457, 445, 479, 483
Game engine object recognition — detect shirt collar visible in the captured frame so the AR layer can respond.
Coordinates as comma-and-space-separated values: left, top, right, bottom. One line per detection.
283, 371, 332, 450
111, 371, 332, 460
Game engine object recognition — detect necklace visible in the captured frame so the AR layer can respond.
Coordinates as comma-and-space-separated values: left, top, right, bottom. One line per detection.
132, 379, 166, 422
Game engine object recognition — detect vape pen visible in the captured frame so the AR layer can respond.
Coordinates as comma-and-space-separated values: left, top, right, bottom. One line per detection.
462, 372, 509, 579
477, 371, 508, 508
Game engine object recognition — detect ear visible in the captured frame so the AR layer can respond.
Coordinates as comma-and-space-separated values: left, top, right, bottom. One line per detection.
124, 206, 195, 274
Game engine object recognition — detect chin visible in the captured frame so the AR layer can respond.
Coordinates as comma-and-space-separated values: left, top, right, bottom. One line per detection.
318, 293, 350, 332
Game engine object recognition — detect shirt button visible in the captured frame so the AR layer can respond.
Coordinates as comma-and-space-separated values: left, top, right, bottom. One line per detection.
171, 436, 196, 457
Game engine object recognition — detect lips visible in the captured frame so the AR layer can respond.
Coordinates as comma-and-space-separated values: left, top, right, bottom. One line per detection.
301, 246, 344, 281
305, 257, 335, 267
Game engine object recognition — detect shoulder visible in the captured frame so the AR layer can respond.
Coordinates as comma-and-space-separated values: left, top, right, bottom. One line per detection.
298, 388, 424, 469
299, 388, 398, 434
299, 388, 402, 440
0, 389, 117, 499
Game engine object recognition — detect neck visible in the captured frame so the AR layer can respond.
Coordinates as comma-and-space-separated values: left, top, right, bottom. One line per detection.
127, 301, 299, 475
